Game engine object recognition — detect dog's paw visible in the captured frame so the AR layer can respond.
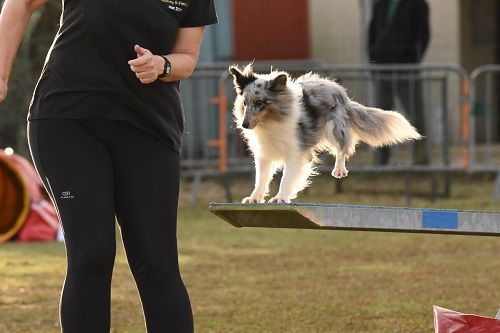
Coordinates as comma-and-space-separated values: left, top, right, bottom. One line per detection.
242, 196, 264, 203
268, 196, 290, 204
332, 167, 349, 179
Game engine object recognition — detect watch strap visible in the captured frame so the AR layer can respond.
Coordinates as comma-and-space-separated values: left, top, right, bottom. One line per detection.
158, 55, 171, 78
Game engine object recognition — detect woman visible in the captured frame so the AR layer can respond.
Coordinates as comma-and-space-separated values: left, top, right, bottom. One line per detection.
0, 0, 217, 331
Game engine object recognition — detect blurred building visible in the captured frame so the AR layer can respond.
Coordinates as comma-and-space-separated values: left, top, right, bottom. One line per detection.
202, 0, 499, 68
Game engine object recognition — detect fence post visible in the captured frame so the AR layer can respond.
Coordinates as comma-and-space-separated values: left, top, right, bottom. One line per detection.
461, 78, 470, 170
209, 74, 229, 173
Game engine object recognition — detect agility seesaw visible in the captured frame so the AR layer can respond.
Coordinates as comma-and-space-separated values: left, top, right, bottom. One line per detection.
209, 203, 500, 236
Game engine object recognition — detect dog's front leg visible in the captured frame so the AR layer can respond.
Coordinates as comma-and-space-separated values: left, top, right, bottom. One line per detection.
269, 158, 300, 203
242, 157, 274, 203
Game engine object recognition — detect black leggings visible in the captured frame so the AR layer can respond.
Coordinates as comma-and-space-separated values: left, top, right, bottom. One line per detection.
27, 118, 193, 333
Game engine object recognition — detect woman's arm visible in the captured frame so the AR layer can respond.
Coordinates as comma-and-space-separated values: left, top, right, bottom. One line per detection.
128, 26, 205, 84
0, 0, 47, 102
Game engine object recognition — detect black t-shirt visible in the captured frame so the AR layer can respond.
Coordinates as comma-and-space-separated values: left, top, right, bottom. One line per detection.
27, 0, 218, 153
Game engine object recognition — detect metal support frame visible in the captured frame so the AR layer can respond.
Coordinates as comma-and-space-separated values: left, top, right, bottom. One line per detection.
210, 203, 500, 236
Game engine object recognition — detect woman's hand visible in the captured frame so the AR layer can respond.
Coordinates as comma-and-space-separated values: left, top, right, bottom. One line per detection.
128, 27, 205, 84
0, 79, 7, 103
128, 44, 164, 84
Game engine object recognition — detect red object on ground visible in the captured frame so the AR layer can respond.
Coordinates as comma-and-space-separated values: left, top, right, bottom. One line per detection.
4, 150, 46, 203
433, 306, 500, 333
0, 149, 60, 243
17, 199, 59, 242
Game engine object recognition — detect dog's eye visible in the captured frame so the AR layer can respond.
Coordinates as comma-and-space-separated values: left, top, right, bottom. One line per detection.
255, 100, 263, 107
243, 100, 247, 106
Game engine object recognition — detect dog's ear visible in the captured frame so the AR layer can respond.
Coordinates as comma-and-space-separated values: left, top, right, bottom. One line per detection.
229, 64, 256, 95
228, 65, 243, 78
268, 74, 288, 92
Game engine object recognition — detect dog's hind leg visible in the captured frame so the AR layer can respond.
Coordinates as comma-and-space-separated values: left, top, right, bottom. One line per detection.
324, 119, 355, 179
333, 154, 348, 179
243, 157, 275, 203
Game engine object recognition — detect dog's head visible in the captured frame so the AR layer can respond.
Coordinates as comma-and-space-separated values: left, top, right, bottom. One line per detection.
229, 64, 289, 130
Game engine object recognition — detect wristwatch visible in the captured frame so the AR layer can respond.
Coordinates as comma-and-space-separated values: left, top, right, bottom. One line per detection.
157, 55, 171, 78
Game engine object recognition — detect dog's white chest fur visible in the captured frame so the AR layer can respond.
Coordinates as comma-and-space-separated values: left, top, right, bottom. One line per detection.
244, 105, 301, 162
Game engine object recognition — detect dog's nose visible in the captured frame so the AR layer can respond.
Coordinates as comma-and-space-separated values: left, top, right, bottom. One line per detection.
242, 121, 250, 129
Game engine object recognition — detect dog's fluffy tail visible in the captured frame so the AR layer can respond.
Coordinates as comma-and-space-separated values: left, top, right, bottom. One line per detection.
346, 101, 422, 147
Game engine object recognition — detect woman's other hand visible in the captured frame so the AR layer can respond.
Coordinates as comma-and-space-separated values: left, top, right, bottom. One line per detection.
128, 45, 164, 84
0, 0, 47, 98
0, 79, 7, 103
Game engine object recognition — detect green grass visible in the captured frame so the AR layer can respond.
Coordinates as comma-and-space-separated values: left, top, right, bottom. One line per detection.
1, 174, 500, 332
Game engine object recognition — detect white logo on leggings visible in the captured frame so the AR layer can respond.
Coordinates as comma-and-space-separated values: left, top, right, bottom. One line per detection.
61, 191, 74, 199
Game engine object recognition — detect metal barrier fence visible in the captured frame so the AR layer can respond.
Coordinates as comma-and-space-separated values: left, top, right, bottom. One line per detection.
181, 62, 470, 169
180, 61, 482, 202
470, 65, 500, 171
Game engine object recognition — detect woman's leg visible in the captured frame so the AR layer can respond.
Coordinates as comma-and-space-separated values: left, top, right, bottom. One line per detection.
27, 119, 117, 333
107, 120, 193, 333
